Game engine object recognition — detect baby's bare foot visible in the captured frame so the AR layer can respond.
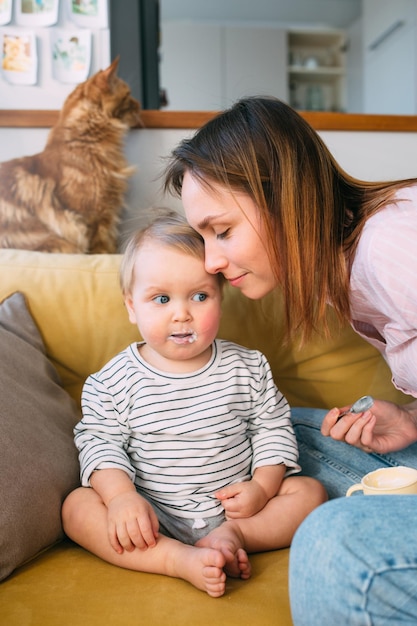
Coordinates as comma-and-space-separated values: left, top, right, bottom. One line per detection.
172, 545, 227, 597
196, 522, 252, 580
234, 547, 251, 580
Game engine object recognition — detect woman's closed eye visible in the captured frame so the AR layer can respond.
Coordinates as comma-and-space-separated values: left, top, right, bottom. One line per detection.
216, 228, 230, 240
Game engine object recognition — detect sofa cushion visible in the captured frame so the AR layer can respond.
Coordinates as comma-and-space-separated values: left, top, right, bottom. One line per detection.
0, 541, 293, 626
0, 250, 139, 405
0, 249, 410, 410
0, 292, 80, 582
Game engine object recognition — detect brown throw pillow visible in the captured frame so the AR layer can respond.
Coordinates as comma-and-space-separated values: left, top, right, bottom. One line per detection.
0, 292, 80, 581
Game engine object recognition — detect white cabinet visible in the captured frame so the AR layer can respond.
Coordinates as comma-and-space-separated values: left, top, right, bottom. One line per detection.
223, 27, 288, 106
160, 23, 288, 110
159, 23, 223, 110
287, 30, 347, 112
362, 0, 417, 114
160, 23, 348, 112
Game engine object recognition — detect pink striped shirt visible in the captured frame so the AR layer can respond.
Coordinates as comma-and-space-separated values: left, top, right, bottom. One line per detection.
350, 185, 417, 398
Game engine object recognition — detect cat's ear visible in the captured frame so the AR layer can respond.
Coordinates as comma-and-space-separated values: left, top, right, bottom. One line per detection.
104, 57, 120, 82
96, 57, 120, 91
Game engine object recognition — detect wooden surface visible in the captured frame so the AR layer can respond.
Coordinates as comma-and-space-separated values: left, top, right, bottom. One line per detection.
2, 109, 417, 132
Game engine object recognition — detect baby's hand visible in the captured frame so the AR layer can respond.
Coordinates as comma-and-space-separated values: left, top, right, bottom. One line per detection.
215, 480, 268, 519
106, 491, 159, 554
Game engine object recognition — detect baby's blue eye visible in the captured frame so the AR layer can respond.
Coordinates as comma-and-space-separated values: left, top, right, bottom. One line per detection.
192, 293, 207, 302
154, 295, 170, 304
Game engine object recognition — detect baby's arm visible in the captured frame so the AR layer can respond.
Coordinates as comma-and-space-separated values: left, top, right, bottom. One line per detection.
216, 350, 299, 519
215, 465, 286, 519
90, 468, 159, 553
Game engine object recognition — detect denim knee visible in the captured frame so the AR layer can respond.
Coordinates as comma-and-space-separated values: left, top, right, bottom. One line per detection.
289, 497, 417, 626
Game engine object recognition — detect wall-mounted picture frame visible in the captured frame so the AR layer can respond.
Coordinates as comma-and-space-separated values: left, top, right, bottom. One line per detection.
51, 28, 91, 83
0, 0, 13, 26
66, 0, 109, 29
15, 0, 59, 27
1, 29, 38, 84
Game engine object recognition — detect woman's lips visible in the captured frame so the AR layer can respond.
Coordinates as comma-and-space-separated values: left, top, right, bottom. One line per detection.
227, 273, 247, 288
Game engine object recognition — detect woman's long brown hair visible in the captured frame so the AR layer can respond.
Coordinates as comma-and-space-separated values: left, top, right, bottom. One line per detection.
164, 96, 417, 342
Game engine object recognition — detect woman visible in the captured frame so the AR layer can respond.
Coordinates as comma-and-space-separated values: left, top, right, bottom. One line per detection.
163, 96, 417, 625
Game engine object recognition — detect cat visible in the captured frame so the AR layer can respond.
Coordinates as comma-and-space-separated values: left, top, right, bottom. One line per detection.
0, 57, 143, 254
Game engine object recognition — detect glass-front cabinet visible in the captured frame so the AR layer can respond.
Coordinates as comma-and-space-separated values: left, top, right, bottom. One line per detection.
287, 30, 346, 112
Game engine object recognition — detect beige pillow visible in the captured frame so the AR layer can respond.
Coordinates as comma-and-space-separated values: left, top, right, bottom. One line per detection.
0, 292, 80, 581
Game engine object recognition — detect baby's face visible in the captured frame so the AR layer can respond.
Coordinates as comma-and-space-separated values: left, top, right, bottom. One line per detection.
124, 241, 222, 372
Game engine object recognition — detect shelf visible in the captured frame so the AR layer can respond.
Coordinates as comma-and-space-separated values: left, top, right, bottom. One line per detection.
288, 30, 346, 48
288, 29, 346, 112
3, 109, 417, 133
288, 66, 345, 77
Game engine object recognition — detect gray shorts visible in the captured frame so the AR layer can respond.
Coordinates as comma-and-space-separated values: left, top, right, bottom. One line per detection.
139, 491, 226, 546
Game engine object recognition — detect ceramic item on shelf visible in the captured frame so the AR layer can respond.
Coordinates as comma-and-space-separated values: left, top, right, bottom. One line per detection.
305, 84, 324, 111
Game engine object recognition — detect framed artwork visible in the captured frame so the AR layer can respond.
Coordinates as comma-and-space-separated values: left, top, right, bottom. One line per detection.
51, 28, 91, 83
0, 0, 12, 26
67, 0, 109, 29
15, 0, 59, 27
1, 29, 38, 84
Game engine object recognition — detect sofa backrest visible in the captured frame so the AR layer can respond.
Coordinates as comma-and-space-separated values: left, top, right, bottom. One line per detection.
0, 249, 408, 409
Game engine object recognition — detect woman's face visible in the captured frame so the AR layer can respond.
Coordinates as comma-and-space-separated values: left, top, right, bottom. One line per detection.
181, 171, 278, 300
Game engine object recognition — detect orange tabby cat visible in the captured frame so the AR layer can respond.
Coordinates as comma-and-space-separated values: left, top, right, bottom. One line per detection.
0, 57, 142, 253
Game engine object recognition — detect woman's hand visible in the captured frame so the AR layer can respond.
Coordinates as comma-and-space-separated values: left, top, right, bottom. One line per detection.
321, 398, 417, 454
106, 491, 159, 554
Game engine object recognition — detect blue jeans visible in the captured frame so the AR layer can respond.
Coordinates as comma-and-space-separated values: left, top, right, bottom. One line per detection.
289, 408, 417, 625
291, 407, 417, 499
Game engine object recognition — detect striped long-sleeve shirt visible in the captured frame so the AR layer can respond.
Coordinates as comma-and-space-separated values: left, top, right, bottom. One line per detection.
75, 339, 300, 519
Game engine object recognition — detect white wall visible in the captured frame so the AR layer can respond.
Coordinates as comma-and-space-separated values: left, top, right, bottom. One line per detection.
125, 128, 417, 214
1, 126, 417, 222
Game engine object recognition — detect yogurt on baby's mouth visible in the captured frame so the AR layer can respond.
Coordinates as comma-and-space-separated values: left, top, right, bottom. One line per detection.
169, 331, 197, 344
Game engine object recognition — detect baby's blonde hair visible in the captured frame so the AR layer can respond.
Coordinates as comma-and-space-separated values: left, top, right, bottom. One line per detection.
120, 209, 223, 295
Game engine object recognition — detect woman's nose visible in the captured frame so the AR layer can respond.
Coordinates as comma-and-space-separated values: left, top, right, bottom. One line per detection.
204, 242, 227, 275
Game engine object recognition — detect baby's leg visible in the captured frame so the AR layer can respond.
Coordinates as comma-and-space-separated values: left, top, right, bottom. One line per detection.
62, 487, 227, 597
199, 475, 326, 560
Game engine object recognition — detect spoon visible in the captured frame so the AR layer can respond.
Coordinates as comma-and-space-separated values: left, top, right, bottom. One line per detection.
336, 395, 374, 422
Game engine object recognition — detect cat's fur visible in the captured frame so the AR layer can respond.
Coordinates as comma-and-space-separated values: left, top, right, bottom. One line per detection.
0, 58, 142, 253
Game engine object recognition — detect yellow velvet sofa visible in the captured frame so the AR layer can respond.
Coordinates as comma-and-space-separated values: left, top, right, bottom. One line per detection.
0, 249, 408, 626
